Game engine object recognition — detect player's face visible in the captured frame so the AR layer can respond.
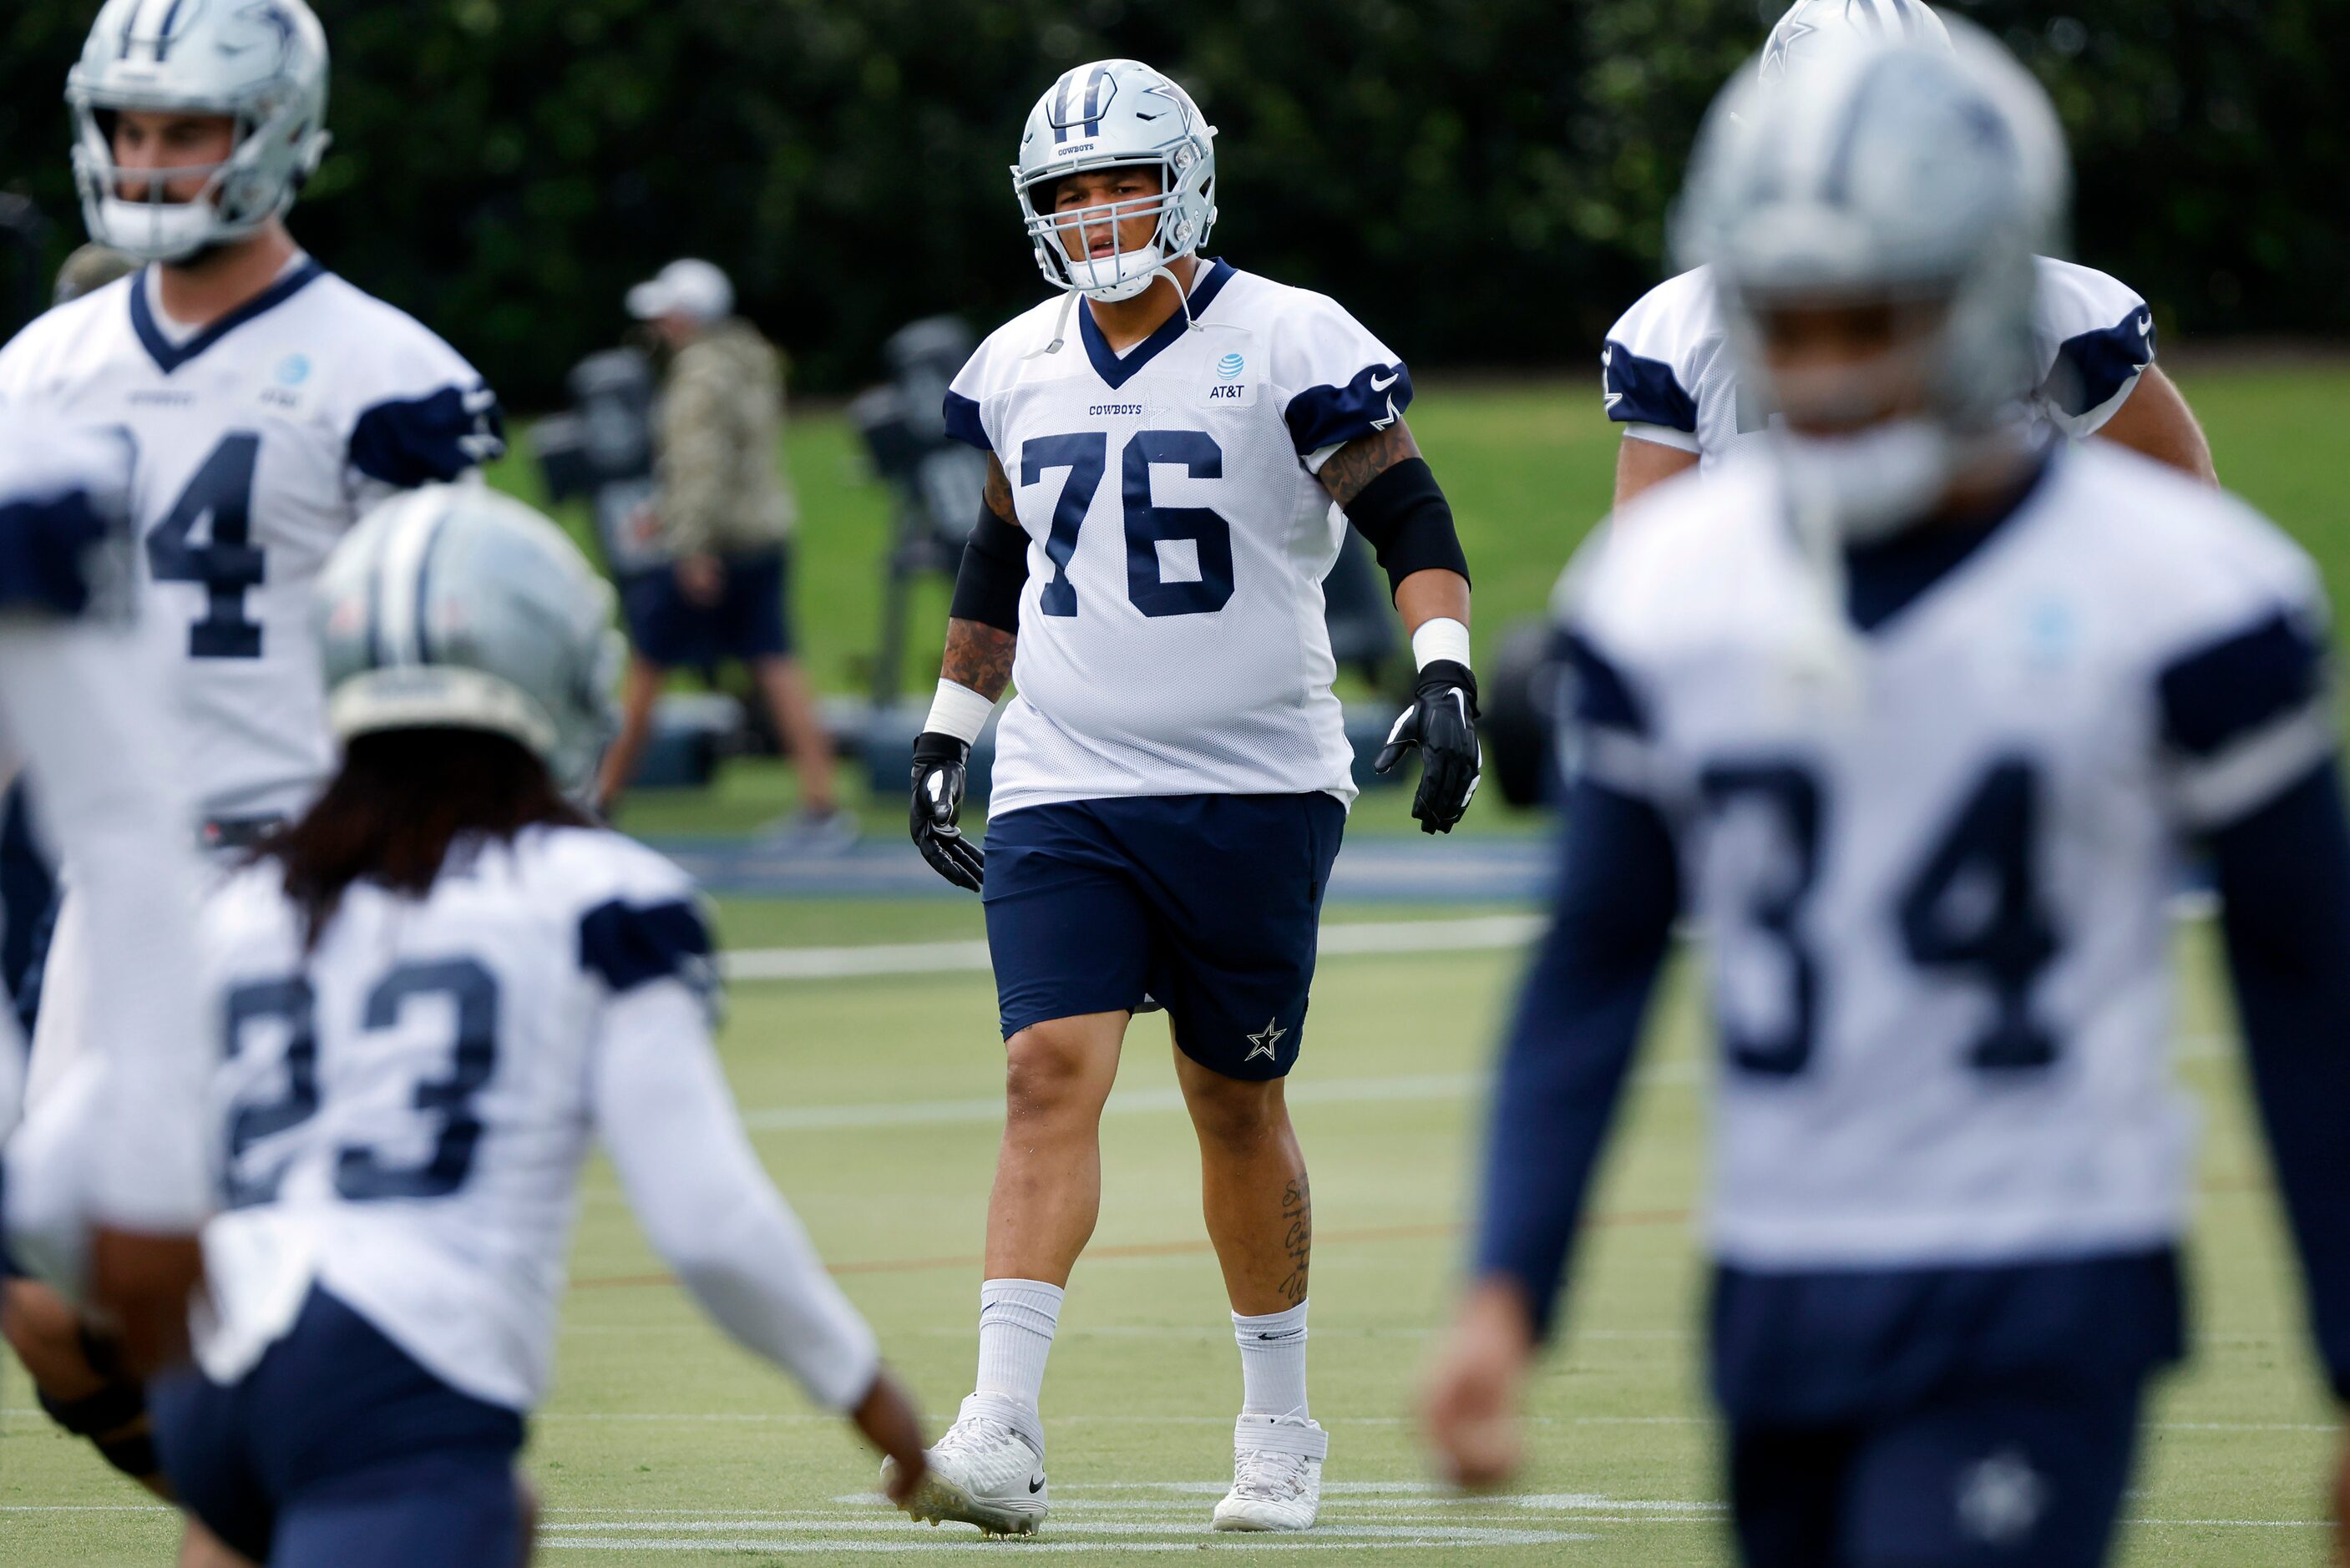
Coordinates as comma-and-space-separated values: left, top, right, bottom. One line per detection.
109, 111, 237, 204
1051, 166, 1164, 264
1753, 296, 1942, 436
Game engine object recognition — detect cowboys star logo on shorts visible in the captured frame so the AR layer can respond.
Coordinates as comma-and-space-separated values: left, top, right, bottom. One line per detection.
1246, 1018, 1288, 1062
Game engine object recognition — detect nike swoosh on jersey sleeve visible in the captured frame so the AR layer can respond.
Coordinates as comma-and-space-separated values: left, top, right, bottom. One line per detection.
2042, 310, 2157, 422
347, 382, 509, 488
1282, 362, 1414, 456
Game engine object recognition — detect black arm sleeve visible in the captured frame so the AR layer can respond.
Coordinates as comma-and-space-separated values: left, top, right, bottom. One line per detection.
2210, 759, 2350, 1401
1340, 457, 1471, 599
948, 505, 1029, 635
1471, 775, 1679, 1339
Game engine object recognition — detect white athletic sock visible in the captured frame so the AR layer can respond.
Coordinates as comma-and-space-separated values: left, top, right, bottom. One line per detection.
975, 1277, 1064, 1419
1233, 1299, 1310, 1420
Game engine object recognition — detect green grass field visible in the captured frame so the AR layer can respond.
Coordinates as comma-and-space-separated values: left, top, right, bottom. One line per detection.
7, 367, 2348, 1565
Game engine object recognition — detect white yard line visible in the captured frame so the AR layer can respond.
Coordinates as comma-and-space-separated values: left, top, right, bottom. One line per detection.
720, 896, 2221, 985
722, 914, 1544, 983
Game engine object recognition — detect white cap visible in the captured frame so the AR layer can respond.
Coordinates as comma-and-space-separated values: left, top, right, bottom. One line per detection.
625, 258, 735, 322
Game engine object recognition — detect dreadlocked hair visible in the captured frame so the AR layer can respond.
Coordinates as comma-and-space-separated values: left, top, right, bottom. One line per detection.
269, 728, 590, 949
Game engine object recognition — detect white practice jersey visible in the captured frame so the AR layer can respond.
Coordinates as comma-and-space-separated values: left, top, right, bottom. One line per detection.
196, 825, 877, 1414
945, 260, 1411, 814
1561, 443, 2331, 1272
0, 418, 210, 1260
0, 261, 504, 822
1602, 259, 2156, 472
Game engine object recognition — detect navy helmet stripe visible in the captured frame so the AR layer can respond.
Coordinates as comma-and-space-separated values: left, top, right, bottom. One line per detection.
1082, 65, 1112, 136
151, 0, 191, 60
1051, 64, 1117, 144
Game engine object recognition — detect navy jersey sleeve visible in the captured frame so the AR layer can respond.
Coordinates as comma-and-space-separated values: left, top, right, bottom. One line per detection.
580, 895, 720, 1016
0, 422, 133, 619
2157, 605, 2333, 831
348, 380, 507, 489
0, 488, 109, 617
2208, 761, 2350, 1400
2033, 260, 2155, 438
1473, 774, 1680, 1338
1599, 272, 1714, 440
1473, 629, 1682, 1337
1600, 339, 1697, 434
1270, 291, 1411, 468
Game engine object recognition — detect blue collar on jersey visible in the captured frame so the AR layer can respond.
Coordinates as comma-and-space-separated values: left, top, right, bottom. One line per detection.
1079, 258, 1237, 390
1841, 448, 2060, 635
129, 257, 327, 377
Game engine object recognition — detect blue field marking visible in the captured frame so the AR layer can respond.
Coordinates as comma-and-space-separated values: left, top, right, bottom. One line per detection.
644, 832, 1555, 903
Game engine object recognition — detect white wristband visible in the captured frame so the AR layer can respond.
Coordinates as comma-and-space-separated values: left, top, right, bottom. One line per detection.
924, 679, 997, 745
1411, 617, 1472, 672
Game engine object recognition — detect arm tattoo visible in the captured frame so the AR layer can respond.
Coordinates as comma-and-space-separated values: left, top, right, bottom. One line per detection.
1278, 1174, 1313, 1306
983, 453, 1016, 522
942, 617, 1015, 702
1314, 422, 1423, 510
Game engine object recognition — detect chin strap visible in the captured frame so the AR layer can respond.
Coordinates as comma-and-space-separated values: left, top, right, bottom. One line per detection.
1028, 258, 1200, 359
1031, 287, 1081, 358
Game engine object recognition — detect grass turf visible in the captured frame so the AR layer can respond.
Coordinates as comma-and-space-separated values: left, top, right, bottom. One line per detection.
3, 916, 2332, 1565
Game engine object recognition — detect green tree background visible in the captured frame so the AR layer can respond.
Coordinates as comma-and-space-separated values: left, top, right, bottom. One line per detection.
3, 0, 2342, 405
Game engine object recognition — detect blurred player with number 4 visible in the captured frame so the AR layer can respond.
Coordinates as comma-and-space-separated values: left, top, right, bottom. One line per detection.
0, 0, 507, 1506
1428, 20, 2350, 1568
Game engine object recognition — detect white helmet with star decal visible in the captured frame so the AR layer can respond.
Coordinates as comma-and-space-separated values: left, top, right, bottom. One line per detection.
1011, 58, 1218, 304
1760, 0, 1951, 84
67, 0, 332, 263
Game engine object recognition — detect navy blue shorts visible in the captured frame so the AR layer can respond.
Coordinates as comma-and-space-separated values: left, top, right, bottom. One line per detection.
982, 793, 1345, 1080
151, 1287, 525, 1567
1715, 1251, 2177, 1568
1730, 1378, 2144, 1567
619, 543, 793, 667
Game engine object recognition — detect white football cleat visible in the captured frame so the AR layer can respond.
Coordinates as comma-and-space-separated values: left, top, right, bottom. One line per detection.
1212, 1412, 1327, 1531
889, 1393, 1050, 1537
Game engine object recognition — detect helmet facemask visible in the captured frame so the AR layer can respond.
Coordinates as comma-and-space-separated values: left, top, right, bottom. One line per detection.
1019, 146, 1209, 303
71, 91, 327, 264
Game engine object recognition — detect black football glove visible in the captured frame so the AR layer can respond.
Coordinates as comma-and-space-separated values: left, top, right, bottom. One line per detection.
1375, 659, 1482, 835
909, 731, 985, 892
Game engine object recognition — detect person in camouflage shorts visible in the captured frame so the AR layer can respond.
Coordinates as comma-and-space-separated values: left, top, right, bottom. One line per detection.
599, 259, 848, 844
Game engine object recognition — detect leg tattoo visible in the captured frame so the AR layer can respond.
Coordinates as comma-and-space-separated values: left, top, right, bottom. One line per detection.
1278, 1176, 1312, 1306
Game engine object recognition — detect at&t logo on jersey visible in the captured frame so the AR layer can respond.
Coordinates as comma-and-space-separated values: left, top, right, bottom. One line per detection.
1208, 352, 1254, 405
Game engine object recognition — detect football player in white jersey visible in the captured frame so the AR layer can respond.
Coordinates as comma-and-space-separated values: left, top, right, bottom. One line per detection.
1603, 0, 2216, 508
1426, 25, 2350, 1568
0, 0, 506, 1502
138, 486, 926, 1568
897, 58, 1481, 1535
0, 419, 211, 1419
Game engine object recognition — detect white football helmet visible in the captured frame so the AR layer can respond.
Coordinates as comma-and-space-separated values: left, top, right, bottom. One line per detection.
1760, 0, 1952, 83
1012, 58, 1217, 303
317, 487, 621, 797
68, 0, 332, 263
1675, 16, 2068, 539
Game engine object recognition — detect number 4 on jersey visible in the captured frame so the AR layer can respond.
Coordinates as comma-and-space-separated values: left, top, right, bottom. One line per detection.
147, 431, 265, 659
1704, 755, 2062, 1077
